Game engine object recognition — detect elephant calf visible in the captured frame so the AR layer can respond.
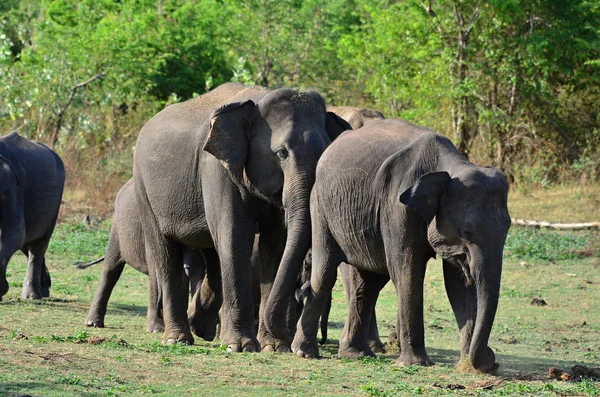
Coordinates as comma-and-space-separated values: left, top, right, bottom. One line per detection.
0, 132, 65, 300
326, 106, 385, 130
77, 179, 221, 340
293, 119, 510, 373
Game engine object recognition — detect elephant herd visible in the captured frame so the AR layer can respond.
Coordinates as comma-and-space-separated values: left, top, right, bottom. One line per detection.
0, 82, 510, 374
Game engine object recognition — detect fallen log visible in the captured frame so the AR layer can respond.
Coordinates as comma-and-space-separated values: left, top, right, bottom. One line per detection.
511, 218, 600, 230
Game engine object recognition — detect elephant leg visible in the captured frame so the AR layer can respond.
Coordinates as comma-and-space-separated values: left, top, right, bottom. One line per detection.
443, 258, 476, 359
392, 251, 433, 366
146, 259, 164, 333
256, 218, 289, 352
87, 259, 126, 328
21, 237, 51, 300
292, 207, 341, 358
207, 210, 259, 352
339, 266, 389, 358
319, 291, 332, 345
41, 259, 51, 298
184, 250, 206, 300
189, 248, 222, 341
368, 306, 385, 353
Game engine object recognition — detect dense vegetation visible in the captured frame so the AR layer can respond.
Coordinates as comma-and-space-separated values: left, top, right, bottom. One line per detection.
1, 0, 600, 208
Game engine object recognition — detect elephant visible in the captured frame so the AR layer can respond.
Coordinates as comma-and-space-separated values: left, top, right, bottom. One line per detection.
326, 106, 384, 130
75, 178, 221, 340
0, 132, 65, 300
292, 119, 510, 373
133, 82, 350, 350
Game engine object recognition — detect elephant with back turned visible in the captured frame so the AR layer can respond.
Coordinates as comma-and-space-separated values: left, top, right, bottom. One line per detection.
293, 119, 510, 373
76, 178, 220, 340
133, 82, 349, 350
0, 132, 65, 300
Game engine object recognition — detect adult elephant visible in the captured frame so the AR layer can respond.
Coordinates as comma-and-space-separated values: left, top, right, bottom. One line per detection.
76, 178, 220, 340
133, 83, 349, 351
293, 119, 510, 373
0, 132, 65, 300
327, 106, 384, 130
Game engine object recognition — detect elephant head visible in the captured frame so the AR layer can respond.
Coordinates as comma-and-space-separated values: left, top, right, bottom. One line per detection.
203, 88, 351, 341
400, 167, 511, 372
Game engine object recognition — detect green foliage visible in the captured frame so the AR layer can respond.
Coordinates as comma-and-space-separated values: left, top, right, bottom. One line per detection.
47, 221, 110, 258
505, 228, 599, 261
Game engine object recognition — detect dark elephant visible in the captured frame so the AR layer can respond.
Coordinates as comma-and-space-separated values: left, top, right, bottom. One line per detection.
75, 178, 221, 340
133, 83, 349, 350
326, 106, 384, 130
0, 132, 65, 300
293, 119, 510, 373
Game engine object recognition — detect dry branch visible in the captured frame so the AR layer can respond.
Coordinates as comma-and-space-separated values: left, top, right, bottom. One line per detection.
511, 218, 600, 230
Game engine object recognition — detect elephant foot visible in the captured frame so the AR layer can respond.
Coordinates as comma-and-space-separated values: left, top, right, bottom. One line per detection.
462, 347, 498, 374
338, 342, 376, 359
190, 319, 218, 341
146, 318, 165, 334
86, 319, 105, 328
291, 333, 319, 359
162, 330, 194, 346
260, 340, 291, 353
396, 350, 433, 367
41, 270, 51, 298
0, 278, 9, 298
368, 338, 385, 354
20, 286, 43, 300
221, 330, 260, 353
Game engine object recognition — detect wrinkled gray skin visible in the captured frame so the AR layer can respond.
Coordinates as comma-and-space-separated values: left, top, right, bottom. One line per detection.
76, 179, 220, 339
0, 132, 65, 300
326, 106, 384, 130
293, 119, 510, 373
133, 83, 349, 350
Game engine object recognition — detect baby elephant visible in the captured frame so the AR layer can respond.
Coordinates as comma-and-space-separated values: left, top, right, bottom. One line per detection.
293, 119, 510, 373
77, 179, 222, 340
0, 131, 65, 300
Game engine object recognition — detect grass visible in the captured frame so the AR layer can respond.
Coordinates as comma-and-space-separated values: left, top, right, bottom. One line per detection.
1, 195, 600, 396
508, 184, 600, 223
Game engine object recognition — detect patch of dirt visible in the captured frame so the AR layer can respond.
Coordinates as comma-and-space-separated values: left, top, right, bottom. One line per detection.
499, 336, 518, 344
531, 297, 548, 306
549, 365, 600, 381
433, 382, 465, 390
470, 377, 506, 390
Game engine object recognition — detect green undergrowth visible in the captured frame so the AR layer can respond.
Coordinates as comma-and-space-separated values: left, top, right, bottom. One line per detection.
1, 216, 599, 396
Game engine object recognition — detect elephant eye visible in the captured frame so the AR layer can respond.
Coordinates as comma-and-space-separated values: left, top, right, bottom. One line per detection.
275, 147, 289, 160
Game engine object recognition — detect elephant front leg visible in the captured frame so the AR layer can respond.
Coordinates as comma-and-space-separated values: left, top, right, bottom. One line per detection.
208, 212, 260, 353
442, 258, 476, 362
393, 253, 433, 366
339, 266, 389, 359
292, 212, 340, 359
188, 248, 222, 341
256, 219, 292, 352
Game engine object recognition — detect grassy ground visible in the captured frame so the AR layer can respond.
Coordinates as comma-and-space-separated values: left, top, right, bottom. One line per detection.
1, 192, 600, 396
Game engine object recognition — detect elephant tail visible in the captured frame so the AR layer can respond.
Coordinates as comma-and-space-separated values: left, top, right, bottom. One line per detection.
73, 256, 105, 269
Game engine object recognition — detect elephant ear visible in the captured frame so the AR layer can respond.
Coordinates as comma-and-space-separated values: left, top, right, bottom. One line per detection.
325, 112, 352, 142
399, 171, 451, 223
203, 100, 257, 183
0, 155, 20, 187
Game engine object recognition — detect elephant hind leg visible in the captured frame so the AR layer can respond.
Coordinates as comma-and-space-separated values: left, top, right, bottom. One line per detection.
188, 248, 222, 341
21, 237, 52, 300
339, 266, 389, 359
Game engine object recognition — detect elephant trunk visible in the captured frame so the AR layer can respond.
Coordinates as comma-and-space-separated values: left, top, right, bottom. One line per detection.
264, 173, 313, 343
468, 244, 502, 373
